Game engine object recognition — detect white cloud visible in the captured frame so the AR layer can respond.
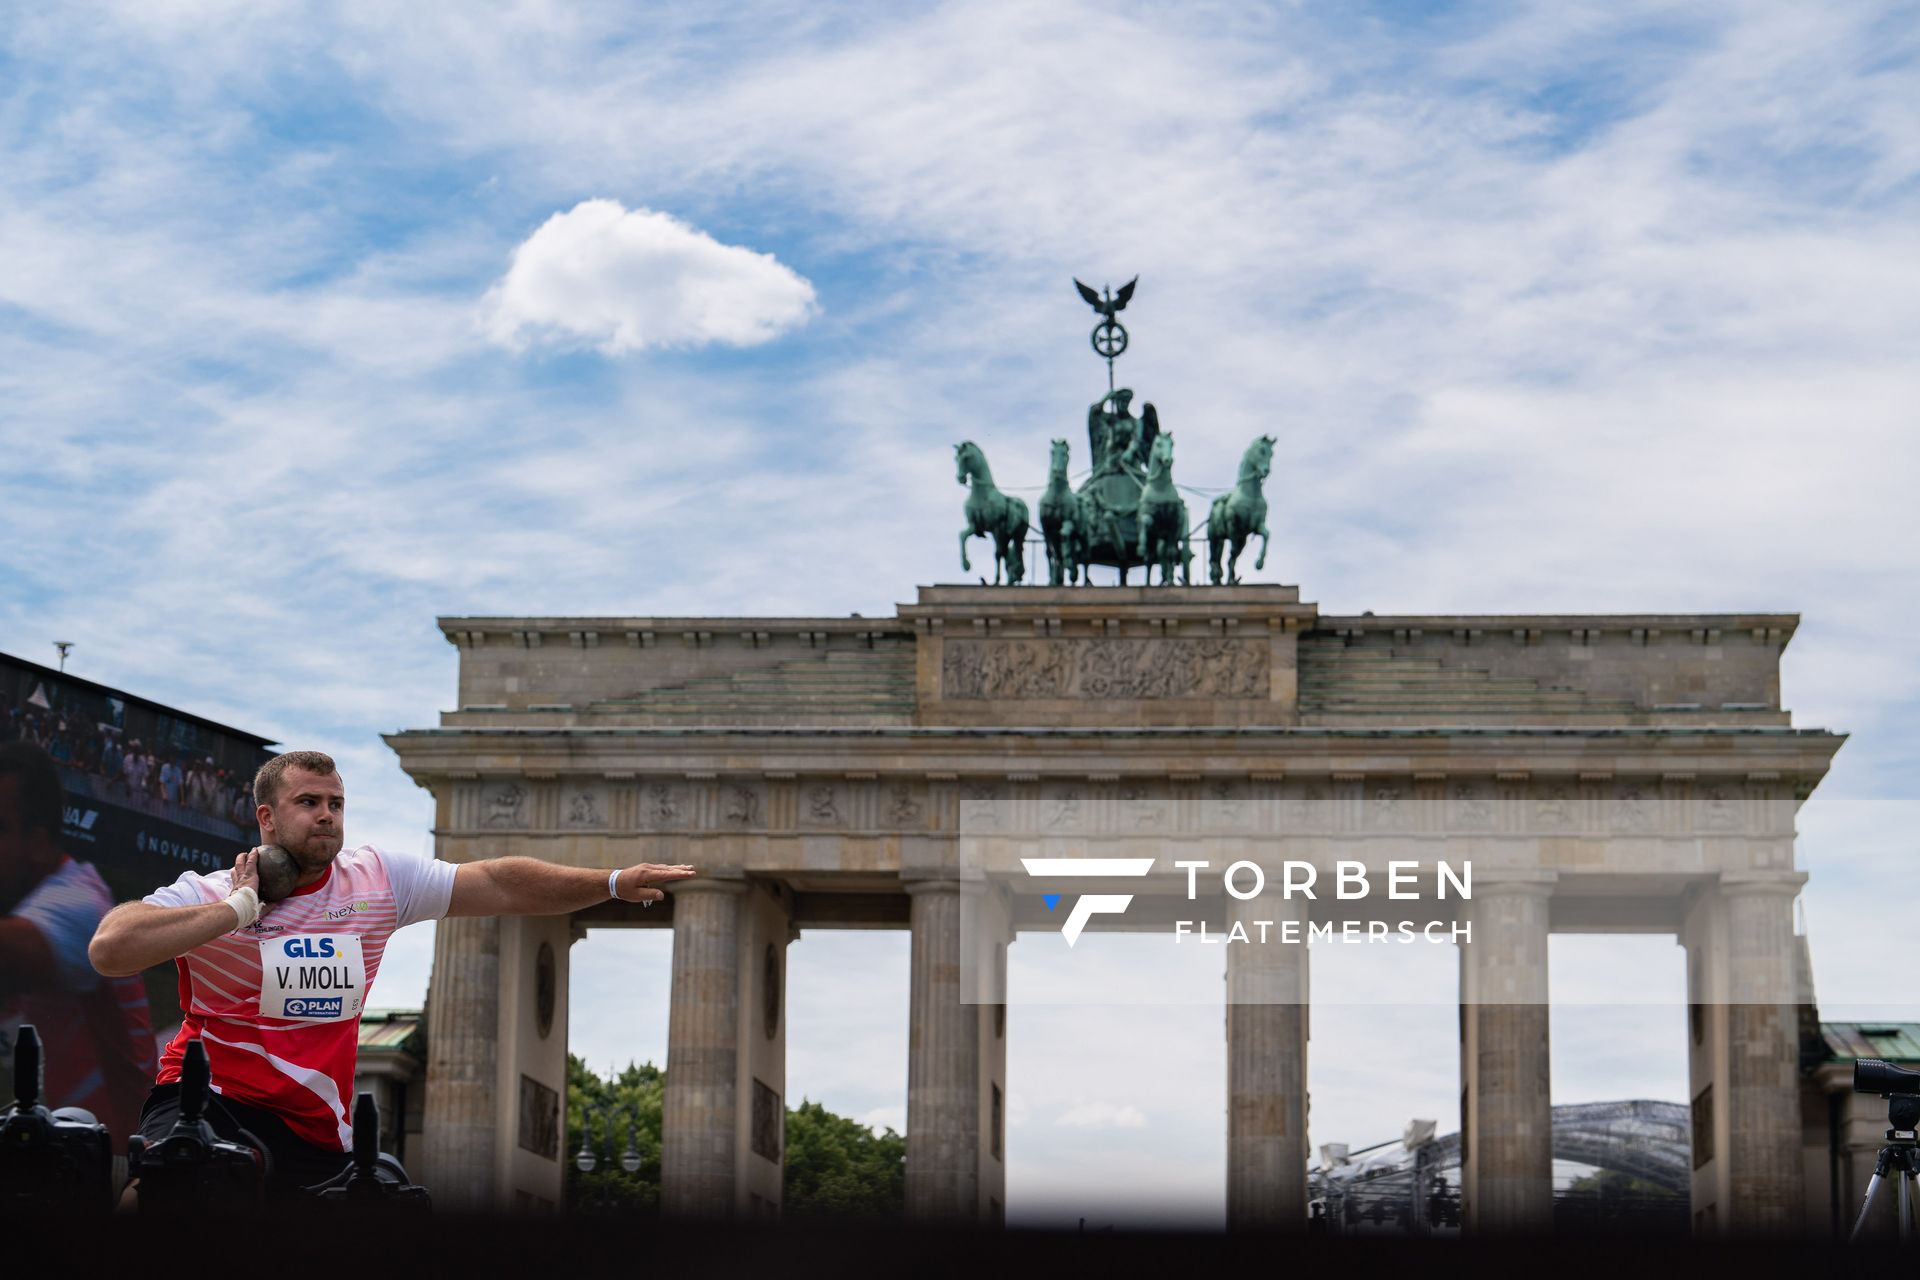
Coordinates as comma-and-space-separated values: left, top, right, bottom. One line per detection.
481, 198, 816, 353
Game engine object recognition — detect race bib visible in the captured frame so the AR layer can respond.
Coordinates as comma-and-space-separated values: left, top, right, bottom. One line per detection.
258, 934, 366, 1022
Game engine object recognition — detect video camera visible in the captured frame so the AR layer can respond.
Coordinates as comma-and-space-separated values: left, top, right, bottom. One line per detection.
6, 1024, 430, 1216
127, 1039, 265, 1212
1853, 1058, 1920, 1137
1854, 1058, 1920, 1097
127, 1035, 429, 1212
1848, 1058, 1920, 1240
0, 1024, 116, 1215
308, 1092, 431, 1214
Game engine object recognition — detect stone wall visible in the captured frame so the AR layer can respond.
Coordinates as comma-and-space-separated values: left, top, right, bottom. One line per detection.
442, 617, 910, 716
1315, 614, 1793, 711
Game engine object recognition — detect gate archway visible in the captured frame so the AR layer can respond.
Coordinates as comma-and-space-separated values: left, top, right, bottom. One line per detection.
389, 584, 1840, 1234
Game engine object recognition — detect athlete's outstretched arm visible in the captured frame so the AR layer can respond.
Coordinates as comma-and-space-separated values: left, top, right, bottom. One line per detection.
446, 858, 696, 918
90, 847, 264, 977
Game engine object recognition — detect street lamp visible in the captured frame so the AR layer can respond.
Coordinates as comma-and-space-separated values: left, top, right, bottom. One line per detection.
620, 1106, 642, 1174
574, 1110, 599, 1174
573, 1100, 644, 1175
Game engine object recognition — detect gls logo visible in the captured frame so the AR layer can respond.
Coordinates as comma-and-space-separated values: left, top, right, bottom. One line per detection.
282, 937, 338, 959
1021, 858, 1155, 946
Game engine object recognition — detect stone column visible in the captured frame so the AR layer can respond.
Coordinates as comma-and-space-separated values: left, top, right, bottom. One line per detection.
1225, 892, 1309, 1229
735, 880, 796, 1219
661, 879, 747, 1218
907, 878, 999, 1221
419, 914, 500, 1212
970, 881, 1011, 1223
490, 914, 572, 1211
1684, 872, 1806, 1236
1724, 876, 1806, 1232
1458, 870, 1555, 1233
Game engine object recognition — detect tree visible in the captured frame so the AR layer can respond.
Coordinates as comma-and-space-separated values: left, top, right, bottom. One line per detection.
783, 1099, 905, 1220
564, 1056, 904, 1218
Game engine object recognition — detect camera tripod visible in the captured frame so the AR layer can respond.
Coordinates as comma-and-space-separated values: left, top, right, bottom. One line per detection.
1850, 1131, 1920, 1242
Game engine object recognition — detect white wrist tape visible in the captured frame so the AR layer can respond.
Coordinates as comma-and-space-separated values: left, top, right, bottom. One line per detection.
225, 885, 261, 930
608, 868, 622, 901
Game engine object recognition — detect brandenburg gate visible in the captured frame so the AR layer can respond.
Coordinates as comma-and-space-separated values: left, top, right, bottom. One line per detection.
385, 583, 1842, 1233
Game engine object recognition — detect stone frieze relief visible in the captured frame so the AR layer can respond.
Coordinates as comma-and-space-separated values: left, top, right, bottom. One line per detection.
941, 637, 1269, 700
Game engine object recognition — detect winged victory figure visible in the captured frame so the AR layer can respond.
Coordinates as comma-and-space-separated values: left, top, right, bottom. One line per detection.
1074, 275, 1138, 324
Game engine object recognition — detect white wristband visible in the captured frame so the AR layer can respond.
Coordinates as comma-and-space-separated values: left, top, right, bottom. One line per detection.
225, 885, 261, 930
608, 868, 622, 901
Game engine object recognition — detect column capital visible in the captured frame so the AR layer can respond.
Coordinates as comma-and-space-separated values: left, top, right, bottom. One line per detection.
669, 876, 751, 897
902, 876, 962, 897
1472, 869, 1558, 897
1717, 870, 1807, 897
1230, 891, 1309, 923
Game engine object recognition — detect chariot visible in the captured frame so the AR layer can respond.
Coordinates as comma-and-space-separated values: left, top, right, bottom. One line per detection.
955, 277, 1274, 588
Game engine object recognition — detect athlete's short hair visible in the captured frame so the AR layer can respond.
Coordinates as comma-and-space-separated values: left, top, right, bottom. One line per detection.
0, 740, 64, 837
252, 751, 339, 810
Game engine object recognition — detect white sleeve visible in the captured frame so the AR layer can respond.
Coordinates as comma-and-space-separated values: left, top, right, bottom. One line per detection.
379, 849, 458, 928
12, 867, 106, 994
143, 869, 222, 910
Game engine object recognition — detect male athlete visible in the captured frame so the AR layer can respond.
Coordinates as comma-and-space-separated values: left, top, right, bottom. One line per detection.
88, 750, 694, 1197
0, 741, 156, 1141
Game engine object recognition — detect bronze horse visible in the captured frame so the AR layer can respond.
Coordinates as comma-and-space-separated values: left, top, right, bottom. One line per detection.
1136, 433, 1190, 586
956, 440, 1029, 585
1039, 438, 1100, 585
1208, 435, 1274, 584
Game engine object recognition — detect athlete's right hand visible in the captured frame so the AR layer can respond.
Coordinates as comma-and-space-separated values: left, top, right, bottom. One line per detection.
232, 846, 262, 896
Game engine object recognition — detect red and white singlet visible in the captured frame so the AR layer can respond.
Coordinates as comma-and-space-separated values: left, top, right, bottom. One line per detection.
144, 845, 455, 1151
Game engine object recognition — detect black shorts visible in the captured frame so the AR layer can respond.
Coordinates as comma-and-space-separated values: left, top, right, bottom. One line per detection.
138, 1084, 350, 1198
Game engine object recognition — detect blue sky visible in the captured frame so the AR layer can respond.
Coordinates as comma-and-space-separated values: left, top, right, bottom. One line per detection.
4, 0, 1918, 1226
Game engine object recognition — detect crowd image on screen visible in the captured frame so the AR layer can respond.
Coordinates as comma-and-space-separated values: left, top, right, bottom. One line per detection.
4, 701, 256, 828
0, 664, 268, 840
